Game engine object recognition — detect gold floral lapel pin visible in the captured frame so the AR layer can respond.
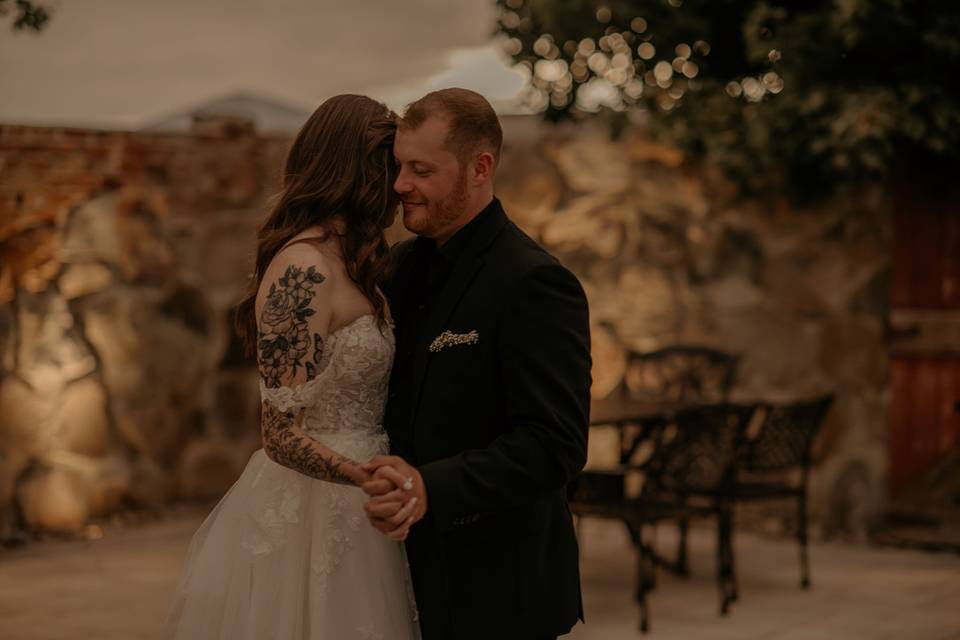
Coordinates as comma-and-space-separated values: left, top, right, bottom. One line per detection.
429, 329, 480, 353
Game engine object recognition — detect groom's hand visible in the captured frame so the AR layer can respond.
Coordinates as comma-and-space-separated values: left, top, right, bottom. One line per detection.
361, 456, 428, 540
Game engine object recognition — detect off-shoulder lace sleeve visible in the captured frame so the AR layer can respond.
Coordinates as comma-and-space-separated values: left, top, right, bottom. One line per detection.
259, 330, 340, 413
259, 377, 324, 413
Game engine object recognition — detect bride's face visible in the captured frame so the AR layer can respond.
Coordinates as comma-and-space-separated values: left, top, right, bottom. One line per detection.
393, 116, 470, 241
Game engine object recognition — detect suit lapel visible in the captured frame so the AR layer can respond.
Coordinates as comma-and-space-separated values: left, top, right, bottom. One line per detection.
409, 203, 508, 422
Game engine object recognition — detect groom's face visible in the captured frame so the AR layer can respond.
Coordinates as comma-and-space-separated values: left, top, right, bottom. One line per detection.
393, 116, 470, 240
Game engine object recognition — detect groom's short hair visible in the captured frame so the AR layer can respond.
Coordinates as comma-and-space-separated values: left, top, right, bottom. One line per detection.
402, 88, 503, 168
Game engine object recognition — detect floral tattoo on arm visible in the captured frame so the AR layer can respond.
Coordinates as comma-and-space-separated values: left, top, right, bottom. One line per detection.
258, 265, 326, 388
257, 264, 359, 485
261, 403, 358, 485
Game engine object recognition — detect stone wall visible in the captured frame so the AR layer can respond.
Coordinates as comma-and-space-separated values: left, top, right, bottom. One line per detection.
0, 117, 892, 539
496, 117, 891, 539
0, 124, 289, 536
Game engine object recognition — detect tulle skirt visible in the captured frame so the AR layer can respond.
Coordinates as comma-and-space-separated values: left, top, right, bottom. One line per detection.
163, 444, 420, 640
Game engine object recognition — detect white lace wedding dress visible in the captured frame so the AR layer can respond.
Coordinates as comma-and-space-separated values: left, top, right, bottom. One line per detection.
164, 314, 420, 640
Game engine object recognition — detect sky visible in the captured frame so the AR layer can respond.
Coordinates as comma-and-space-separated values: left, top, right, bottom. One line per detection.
0, 0, 528, 129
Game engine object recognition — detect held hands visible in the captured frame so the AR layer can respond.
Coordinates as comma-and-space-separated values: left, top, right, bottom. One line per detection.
360, 456, 428, 542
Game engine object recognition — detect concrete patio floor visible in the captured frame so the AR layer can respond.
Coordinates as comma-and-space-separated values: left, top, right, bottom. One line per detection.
0, 507, 958, 640
569, 519, 960, 640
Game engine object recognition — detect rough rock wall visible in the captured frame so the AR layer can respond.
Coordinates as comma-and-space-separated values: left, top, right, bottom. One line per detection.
497, 117, 891, 538
0, 119, 891, 538
1, 125, 288, 536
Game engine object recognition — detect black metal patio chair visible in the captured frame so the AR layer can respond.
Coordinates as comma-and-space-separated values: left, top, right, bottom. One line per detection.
568, 403, 756, 632
620, 345, 740, 575
655, 404, 758, 615
731, 394, 834, 592
621, 345, 740, 404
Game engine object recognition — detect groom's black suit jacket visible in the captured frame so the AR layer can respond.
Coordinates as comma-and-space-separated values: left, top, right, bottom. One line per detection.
383, 198, 591, 640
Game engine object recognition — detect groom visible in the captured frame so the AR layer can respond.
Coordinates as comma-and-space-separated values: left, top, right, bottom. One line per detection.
362, 88, 592, 640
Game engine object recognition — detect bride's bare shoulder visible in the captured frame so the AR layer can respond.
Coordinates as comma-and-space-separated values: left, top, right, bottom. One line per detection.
257, 236, 337, 303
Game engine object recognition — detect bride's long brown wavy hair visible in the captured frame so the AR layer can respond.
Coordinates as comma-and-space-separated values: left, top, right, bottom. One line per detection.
235, 95, 399, 355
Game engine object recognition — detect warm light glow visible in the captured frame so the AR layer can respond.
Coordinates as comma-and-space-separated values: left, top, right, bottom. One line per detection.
681, 61, 699, 78
534, 59, 569, 83
576, 76, 622, 111
763, 71, 784, 94
533, 36, 553, 57
501, 10, 520, 30
741, 77, 765, 101
502, 37, 522, 56
607, 68, 629, 86
654, 60, 674, 84
624, 78, 644, 99
571, 60, 589, 82
637, 42, 656, 60
588, 52, 610, 74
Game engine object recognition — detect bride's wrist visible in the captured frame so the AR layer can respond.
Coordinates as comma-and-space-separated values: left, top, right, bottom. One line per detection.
346, 464, 371, 486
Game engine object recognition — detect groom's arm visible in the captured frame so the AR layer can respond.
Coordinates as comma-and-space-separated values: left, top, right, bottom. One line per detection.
418, 262, 592, 533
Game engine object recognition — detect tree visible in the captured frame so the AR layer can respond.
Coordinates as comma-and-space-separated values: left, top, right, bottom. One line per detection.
1, 0, 50, 32
496, 0, 960, 198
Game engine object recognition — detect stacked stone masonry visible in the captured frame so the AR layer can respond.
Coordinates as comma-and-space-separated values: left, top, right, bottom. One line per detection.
0, 118, 891, 539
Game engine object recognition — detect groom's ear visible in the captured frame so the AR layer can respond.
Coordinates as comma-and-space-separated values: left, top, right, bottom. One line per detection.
471, 151, 496, 185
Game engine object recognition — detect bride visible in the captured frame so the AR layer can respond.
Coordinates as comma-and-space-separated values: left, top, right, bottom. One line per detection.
163, 95, 421, 639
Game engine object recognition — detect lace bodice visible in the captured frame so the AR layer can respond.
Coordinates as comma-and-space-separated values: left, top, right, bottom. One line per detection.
258, 314, 395, 460
166, 308, 419, 640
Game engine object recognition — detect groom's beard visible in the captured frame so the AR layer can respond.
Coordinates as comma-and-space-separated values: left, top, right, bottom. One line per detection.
402, 169, 469, 239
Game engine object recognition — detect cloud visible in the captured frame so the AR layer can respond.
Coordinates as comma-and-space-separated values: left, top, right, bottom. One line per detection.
0, 0, 511, 128
373, 44, 527, 112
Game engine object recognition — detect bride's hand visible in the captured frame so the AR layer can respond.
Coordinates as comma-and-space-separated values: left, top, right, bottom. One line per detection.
361, 465, 416, 540
364, 493, 419, 541
361, 462, 407, 495
365, 468, 413, 506
346, 464, 374, 486
361, 459, 427, 540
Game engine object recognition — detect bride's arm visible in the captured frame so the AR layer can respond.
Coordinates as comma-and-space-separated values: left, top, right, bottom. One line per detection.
255, 246, 369, 486
260, 403, 367, 485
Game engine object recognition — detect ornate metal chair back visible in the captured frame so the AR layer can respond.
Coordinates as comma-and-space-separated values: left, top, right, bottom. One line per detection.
739, 395, 834, 474
622, 346, 739, 404
646, 403, 757, 497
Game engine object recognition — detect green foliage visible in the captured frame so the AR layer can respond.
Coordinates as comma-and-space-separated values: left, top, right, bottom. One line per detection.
497, 0, 960, 198
0, 0, 50, 32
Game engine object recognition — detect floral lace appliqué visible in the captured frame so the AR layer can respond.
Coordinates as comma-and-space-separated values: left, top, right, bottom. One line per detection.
240, 470, 302, 556
358, 624, 384, 640
249, 315, 396, 585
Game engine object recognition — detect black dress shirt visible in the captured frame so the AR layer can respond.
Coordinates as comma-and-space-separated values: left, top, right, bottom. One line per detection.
385, 198, 496, 460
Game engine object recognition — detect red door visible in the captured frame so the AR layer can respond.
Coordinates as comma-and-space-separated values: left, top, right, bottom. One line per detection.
889, 183, 960, 496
